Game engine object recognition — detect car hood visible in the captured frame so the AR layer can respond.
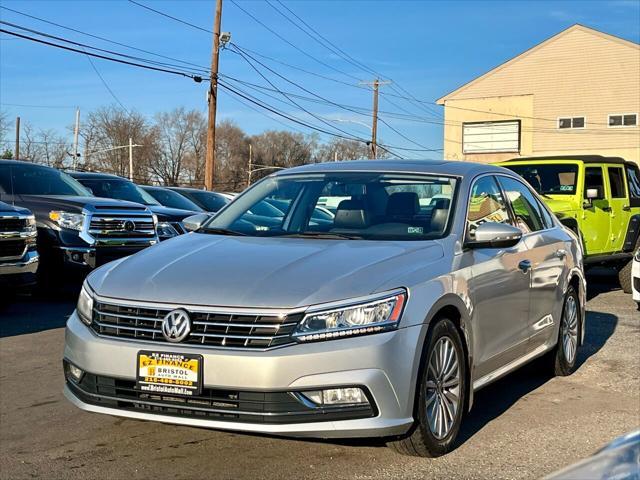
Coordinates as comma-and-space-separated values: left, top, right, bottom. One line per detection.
88, 233, 444, 308
541, 196, 576, 214
0, 200, 30, 215
18, 195, 145, 213
148, 205, 200, 221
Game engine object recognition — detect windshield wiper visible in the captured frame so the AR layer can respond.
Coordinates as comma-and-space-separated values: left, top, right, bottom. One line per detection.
283, 231, 363, 240
200, 227, 247, 236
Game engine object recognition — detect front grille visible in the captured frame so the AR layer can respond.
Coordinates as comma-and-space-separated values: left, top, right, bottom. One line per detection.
0, 239, 26, 258
90, 300, 303, 349
0, 217, 26, 232
65, 368, 375, 425
88, 214, 155, 239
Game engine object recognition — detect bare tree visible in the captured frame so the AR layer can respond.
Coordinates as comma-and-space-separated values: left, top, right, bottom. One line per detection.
314, 138, 371, 162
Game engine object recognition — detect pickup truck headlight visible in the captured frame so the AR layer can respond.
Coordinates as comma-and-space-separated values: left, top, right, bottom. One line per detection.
76, 283, 94, 326
294, 289, 406, 342
49, 211, 84, 231
25, 215, 37, 232
156, 222, 179, 239
635, 249, 640, 262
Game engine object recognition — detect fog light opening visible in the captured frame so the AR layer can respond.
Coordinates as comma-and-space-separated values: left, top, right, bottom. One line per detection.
301, 387, 369, 406
68, 363, 84, 382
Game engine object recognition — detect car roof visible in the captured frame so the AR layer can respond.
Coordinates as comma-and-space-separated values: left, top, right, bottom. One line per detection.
168, 186, 222, 194
67, 171, 126, 180
502, 155, 628, 165
272, 159, 507, 177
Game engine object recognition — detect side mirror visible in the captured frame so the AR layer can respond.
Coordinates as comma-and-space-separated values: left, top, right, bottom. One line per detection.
467, 222, 523, 249
586, 188, 600, 200
183, 213, 210, 232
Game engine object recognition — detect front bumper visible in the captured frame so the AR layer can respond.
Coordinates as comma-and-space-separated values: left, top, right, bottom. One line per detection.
64, 312, 421, 438
59, 244, 150, 270
0, 250, 39, 286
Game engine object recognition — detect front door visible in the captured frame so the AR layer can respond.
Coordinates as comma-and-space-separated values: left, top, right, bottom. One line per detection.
466, 175, 531, 381
582, 166, 611, 255
605, 165, 630, 252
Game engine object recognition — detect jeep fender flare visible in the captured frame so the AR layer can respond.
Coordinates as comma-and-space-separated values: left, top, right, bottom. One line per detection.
623, 214, 640, 252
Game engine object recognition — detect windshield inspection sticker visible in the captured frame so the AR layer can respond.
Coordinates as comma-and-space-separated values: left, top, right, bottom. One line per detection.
408, 227, 424, 234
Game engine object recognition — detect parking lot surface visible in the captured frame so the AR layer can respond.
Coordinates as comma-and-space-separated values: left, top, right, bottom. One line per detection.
1, 270, 638, 480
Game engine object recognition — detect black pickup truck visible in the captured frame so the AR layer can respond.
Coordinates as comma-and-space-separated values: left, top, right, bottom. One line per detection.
0, 160, 158, 279
69, 172, 199, 240
0, 200, 39, 288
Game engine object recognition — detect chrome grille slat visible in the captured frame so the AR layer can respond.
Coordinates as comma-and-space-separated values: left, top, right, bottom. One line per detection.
90, 301, 303, 350
88, 213, 156, 240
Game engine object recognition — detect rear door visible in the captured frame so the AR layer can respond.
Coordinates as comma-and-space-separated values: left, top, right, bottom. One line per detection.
497, 175, 567, 352
605, 165, 629, 252
582, 166, 610, 255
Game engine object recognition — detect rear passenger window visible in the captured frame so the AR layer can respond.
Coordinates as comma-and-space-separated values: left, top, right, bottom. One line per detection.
626, 165, 640, 207
497, 176, 545, 233
466, 176, 511, 239
584, 167, 604, 199
608, 167, 626, 198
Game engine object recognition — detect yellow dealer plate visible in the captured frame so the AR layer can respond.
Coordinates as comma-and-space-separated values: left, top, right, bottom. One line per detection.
137, 351, 203, 396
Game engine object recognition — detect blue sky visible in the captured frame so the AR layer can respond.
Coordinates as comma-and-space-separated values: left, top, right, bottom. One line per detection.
1, 0, 639, 157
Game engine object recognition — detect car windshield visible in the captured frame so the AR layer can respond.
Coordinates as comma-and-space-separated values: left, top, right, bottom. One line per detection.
78, 178, 160, 206
202, 172, 457, 240
504, 164, 579, 195
0, 163, 91, 196
182, 190, 229, 212
144, 187, 203, 211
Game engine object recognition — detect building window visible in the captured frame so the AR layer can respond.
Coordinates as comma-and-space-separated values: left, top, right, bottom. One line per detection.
462, 120, 520, 154
558, 117, 585, 129
608, 114, 637, 127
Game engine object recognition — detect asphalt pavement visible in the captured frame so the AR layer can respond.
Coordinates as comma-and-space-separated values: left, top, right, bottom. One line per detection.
0, 270, 638, 480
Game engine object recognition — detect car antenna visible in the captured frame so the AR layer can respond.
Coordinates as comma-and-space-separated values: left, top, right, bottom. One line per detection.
9, 162, 16, 207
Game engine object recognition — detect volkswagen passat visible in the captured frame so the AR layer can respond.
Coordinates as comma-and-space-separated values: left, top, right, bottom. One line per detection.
64, 160, 586, 457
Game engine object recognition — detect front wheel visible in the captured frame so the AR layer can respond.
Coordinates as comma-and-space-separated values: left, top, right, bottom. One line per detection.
387, 318, 467, 457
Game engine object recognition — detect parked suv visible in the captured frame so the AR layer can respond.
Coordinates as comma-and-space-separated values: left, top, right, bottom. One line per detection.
500, 155, 640, 291
64, 160, 585, 457
0, 200, 38, 288
0, 161, 157, 278
69, 172, 199, 241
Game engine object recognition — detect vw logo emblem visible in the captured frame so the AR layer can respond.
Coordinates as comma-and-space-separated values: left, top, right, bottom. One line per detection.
123, 220, 136, 231
161, 309, 191, 343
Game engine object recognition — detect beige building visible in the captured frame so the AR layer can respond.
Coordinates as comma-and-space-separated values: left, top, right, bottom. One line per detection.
436, 25, 640, 166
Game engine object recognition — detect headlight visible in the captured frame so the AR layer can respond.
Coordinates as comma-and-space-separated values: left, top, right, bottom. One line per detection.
635, 249, 640, 262
156, 222, 179, 239
76, 283, 94, 326
49, 211, 84, 231
25, 215, 37, 232
294, 289, 406, 342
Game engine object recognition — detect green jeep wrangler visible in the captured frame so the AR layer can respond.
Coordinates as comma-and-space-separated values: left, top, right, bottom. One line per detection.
499, 155, 640, 292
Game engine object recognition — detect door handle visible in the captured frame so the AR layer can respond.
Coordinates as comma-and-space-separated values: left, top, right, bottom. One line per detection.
518, 260, 532, 273
556, 249, 567, 259
602, 206, 612, 212
623, 205, 631, 211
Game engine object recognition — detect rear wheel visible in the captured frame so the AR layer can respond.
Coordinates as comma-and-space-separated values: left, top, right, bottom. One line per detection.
387, 318, 466, 457
546, 285, 581, 376
618, 260, 633, 294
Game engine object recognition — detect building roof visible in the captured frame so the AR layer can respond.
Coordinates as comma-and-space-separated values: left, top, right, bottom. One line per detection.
436, 24, 640, 104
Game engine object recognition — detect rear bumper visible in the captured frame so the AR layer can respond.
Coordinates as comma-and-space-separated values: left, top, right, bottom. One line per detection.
0, 250, 39, 286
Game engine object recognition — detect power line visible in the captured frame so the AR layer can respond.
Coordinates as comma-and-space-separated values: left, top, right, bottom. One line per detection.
127, 0, 212, 34
0, 27, 205, 81
0, 5, 211, 73
0, 102, 77, 109
83, 49, 130, 114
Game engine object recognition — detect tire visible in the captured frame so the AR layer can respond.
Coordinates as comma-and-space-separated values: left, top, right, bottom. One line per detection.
387, 318, 467, 457
618, 260, 633, 294
546, 285, 581, 376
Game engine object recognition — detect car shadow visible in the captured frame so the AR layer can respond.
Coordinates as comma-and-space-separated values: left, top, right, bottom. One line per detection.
586, 267, 622, 301
0, 284, 79, 338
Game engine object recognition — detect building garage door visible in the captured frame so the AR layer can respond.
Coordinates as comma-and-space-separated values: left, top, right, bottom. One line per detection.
463, 120, 521, 154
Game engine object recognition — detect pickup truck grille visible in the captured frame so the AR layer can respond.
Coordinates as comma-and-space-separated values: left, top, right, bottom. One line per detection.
0, 239, 26, 259
88, 213, 155, 240
90, 300, 303, 349
0, 217, 26, 232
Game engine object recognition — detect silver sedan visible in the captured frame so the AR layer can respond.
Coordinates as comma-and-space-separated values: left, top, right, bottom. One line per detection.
64, 160, 585, 457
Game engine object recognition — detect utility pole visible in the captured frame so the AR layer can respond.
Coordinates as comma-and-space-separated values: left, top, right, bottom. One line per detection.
128, 137, 134, 181
247, 143, 252, 188
204, 0, 223, 191
72, 108, 80, 169
15, 116, 20, 160
360, 79, 391, 159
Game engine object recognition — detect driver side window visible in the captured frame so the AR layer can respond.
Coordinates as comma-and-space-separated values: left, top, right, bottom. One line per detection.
466, 176, 511, 240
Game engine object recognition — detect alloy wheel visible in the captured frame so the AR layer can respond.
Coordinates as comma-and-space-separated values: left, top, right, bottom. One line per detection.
425, 336, 461, 440
561, 295, 578, 364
